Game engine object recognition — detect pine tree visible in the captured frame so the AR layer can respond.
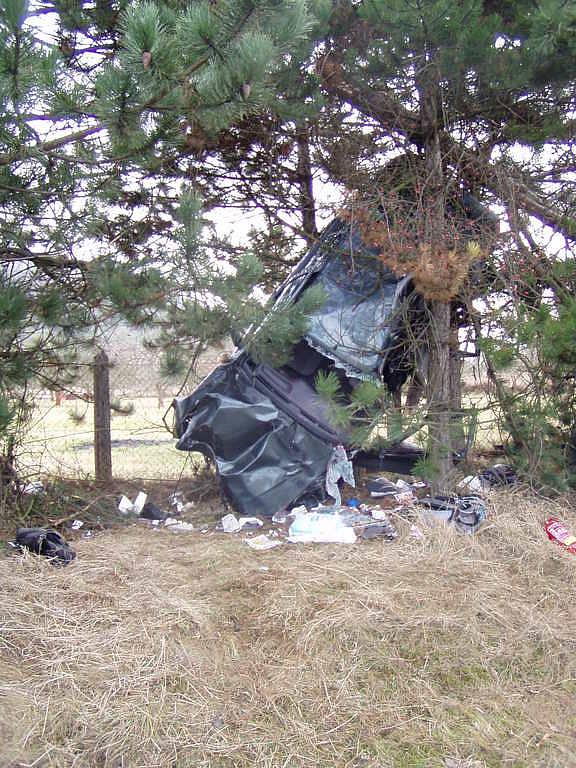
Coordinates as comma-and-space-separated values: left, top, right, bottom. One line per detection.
1, 0, 575, 490
310, 0, 576, 489
0, 0, 320, 469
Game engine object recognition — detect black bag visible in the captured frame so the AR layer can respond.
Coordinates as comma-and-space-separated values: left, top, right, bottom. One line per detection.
14, 527, 76, 565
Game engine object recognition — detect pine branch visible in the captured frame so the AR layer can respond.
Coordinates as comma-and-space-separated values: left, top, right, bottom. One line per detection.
1, 247, 76, 267
0, 125, 103, 167
319, 61, 576, 241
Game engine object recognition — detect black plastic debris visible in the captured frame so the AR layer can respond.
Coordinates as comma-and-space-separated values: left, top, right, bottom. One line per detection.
174, 222, 422, 517
14, 527, 76, 565
175, 355, 336, 518
139, 501, 172, 521
355, 442, 425, 474
418, 495, 486, 534
366, 476, 402, 498
480, 464, 518, 487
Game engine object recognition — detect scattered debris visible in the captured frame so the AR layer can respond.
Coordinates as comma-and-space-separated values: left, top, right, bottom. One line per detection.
361, 522, 398, 540
163, 518, 194, 533
118, 493, 178, 522
288, 511, 357, 544
339, 508, 398, 540
369, 505, 390, 521
366, 476, 399, 498
545, 517, 576, 553
12, 527, 76, 565
460, 463, 518, 493
168, 491, 185, 514
365, 475, 418, 506
118, 491, 147, 515
326, 445, 355, 506
112, 474, 490, 548
454, 496, 487, 533
481, 464, 518, 486
396, 478, 426, 494
22, 481, 45, 496
70, 519, 84, 530
118, 495, 133, 514
458, 474, 485, 493
221, 513, 241, 533
238, 516, 263, 529
220, 514, 264, 532
140, 501, 172, 521
394, 489, 417, 506
245, 534, 282, 550
418, 495, 486, 534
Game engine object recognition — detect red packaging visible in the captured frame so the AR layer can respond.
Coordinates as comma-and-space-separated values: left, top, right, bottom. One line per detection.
544, 517, 576, 554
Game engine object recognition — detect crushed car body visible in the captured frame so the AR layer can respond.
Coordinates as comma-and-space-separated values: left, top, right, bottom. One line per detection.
174, 199, 495, 518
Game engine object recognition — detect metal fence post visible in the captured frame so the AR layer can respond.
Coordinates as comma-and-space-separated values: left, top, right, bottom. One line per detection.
93, 350, 112, 483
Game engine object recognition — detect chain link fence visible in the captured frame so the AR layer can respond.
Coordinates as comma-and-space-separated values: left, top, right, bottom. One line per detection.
24, 325, 230, 483
36, 323, 227, 403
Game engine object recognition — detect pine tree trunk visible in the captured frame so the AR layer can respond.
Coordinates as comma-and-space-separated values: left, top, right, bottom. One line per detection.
418, 54, 453, 493
295, 126, 318, 245
427, 301, 454, 491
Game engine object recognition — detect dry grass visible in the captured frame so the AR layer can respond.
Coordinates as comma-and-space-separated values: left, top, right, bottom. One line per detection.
1, 491, 576, 767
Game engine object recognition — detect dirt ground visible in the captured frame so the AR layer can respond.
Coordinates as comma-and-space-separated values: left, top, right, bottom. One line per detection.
1, 489, 576, 768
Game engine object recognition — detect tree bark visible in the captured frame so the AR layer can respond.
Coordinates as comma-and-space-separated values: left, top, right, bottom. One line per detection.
295, 126, 318, 245
418, 55, 454, 492
427, 301, 454, 490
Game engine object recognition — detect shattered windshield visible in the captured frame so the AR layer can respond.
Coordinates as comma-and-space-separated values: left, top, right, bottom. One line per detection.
301, 222, 411, 380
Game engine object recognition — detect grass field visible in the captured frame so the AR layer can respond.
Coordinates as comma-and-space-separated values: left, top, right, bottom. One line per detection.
1, 489, 576, 767
20, 396, 191, 482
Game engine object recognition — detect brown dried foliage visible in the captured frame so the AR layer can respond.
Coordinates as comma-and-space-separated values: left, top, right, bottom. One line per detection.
341, 195, 482, 301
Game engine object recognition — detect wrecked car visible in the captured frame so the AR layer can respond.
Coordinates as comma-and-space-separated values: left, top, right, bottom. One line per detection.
173, 199, 494, 518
